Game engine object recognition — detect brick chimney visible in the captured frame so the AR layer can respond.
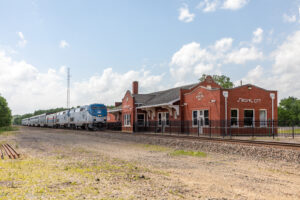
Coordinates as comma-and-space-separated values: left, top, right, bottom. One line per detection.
132, 81, 138, 95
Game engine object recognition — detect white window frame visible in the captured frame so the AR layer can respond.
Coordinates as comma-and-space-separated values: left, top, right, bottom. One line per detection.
158, 112, 169, 126
137, 113, 145, 127
124, 114, 131, 127
259, 109, 267, 127
192, 110, 209, 128
244, 109, 255, 127
230, 108, 239, 127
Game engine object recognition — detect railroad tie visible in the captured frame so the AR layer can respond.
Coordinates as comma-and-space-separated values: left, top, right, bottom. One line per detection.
0, 144, 20, 159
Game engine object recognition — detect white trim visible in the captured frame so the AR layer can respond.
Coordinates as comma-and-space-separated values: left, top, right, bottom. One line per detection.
259, 109, 267, 127
230, 108, 239, 127
123, 113, 131, 127
192, 109, 209, 128
243, 109, 255, 127
192, 110, 198, 128
157, 112, 170, 127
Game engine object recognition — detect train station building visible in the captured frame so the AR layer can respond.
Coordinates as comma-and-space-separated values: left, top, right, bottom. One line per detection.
108, 76, 277, 135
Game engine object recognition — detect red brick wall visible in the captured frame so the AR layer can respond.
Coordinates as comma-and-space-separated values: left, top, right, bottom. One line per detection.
182, 86, 221, 121
221, 85, 278, 124
107, 112, 117, 122
122, 91, 135, 132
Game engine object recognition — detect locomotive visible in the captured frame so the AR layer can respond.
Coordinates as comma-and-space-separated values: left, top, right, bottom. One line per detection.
21, 103, 107, 130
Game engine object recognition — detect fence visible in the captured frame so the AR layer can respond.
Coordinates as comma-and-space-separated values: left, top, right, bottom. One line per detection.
106, 120, 300, 138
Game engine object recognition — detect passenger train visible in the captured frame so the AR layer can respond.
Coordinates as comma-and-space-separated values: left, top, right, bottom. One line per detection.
21, 103, 107, 130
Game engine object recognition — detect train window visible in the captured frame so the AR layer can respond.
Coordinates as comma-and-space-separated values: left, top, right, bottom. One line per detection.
80, 108, 85, 111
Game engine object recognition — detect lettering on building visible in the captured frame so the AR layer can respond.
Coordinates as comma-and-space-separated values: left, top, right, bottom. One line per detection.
237, 98, 261, 103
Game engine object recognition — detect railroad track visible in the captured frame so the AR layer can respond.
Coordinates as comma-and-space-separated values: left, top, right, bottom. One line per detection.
23, 126, 300, 150
122, 131, 300, 150
0, 143, 20, 159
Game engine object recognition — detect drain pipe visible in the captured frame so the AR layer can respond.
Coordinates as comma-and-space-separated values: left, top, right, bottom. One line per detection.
223, 91, 229, 137
270, 93, 275, 137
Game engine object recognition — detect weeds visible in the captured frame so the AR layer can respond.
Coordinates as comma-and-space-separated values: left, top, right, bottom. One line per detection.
170, 150, 207, 157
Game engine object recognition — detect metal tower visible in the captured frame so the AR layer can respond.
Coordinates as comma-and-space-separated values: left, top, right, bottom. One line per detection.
67, 67, 70, 109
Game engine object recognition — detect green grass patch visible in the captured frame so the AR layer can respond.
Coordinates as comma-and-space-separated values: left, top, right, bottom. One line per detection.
141, 144, 171, 152
0, 126, 18, 134
278, 128, 300, 134
170, 150, 207, 157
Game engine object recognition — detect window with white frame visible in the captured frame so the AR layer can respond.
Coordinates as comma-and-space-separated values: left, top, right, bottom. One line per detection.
259, 110, 267, 127
158, 113, 162, 125
158, 112, 169, 126
192, 111, 198, 126
124, 114, 131, 126
204, 110, 209, 126
244, 110, 254, 127
137, 114, 145, 126
192, 110, 209, 127
231, 109, 238, 127
166, 113, 170, 126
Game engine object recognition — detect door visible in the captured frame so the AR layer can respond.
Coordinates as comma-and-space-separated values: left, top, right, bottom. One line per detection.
158, 112, 169, 133
198, 110, 204, 134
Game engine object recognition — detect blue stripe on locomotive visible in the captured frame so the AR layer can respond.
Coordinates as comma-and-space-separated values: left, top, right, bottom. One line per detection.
87, 104, 107, 117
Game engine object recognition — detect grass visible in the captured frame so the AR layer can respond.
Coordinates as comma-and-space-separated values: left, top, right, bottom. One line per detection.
0, 126, 18, 134
140, 144, 208, 158
170, 150, 207, 157
278, 128, 300, 134
0, 148, 170, 200
140, 144, 171, 152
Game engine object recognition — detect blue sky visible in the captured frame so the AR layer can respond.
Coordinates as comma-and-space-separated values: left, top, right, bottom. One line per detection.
0, 0, 300, 114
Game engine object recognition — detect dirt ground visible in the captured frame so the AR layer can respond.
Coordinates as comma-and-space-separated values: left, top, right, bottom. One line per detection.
0, 126, 299, 200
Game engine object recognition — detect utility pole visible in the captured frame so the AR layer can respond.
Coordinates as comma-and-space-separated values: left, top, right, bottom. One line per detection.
67, 67, 70, 109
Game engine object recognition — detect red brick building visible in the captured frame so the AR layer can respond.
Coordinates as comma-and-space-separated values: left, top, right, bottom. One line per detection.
108, 76, 277, 135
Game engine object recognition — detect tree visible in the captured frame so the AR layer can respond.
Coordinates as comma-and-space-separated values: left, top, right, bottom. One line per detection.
199, 74, 234, 89
0, 95, 12, 127
278, 97, 300, 124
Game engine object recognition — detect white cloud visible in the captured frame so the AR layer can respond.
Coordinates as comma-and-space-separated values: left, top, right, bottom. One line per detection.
170, 32, 263, 84
222, 0, 249, 10
0, 50, 164, 114
59, 40, 69, 48
198, 0, 249, 12
214, 37, 233, 52
197, 0, 219, 13
242, 31, 300, 100
178, 4, 195, 23
252, 28, 263, 43
225, 46, 263, 64
17, 32, 27, 48
283, 13, 296, 23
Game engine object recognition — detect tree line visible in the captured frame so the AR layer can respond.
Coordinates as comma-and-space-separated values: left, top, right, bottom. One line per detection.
1, 75, 300, 127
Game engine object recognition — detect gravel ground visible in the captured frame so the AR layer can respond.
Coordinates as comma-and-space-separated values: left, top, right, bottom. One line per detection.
1, 126, 300, 200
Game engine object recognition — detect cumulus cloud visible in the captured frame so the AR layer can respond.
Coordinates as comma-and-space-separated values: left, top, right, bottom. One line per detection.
197, 0, 219, 12
222, 0, 249, 10
178, 4, 195, 23
242, 31, 300, 99
225, 47, 263, 64
170, 32, 263, 84
252, 28, 263, 44
0, 51, 164, 114
214, 37, 233, 52
198, 0, 249, 12
17, 32, 27, 47
283, 14, 297, 23
59, 40, 69, 48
